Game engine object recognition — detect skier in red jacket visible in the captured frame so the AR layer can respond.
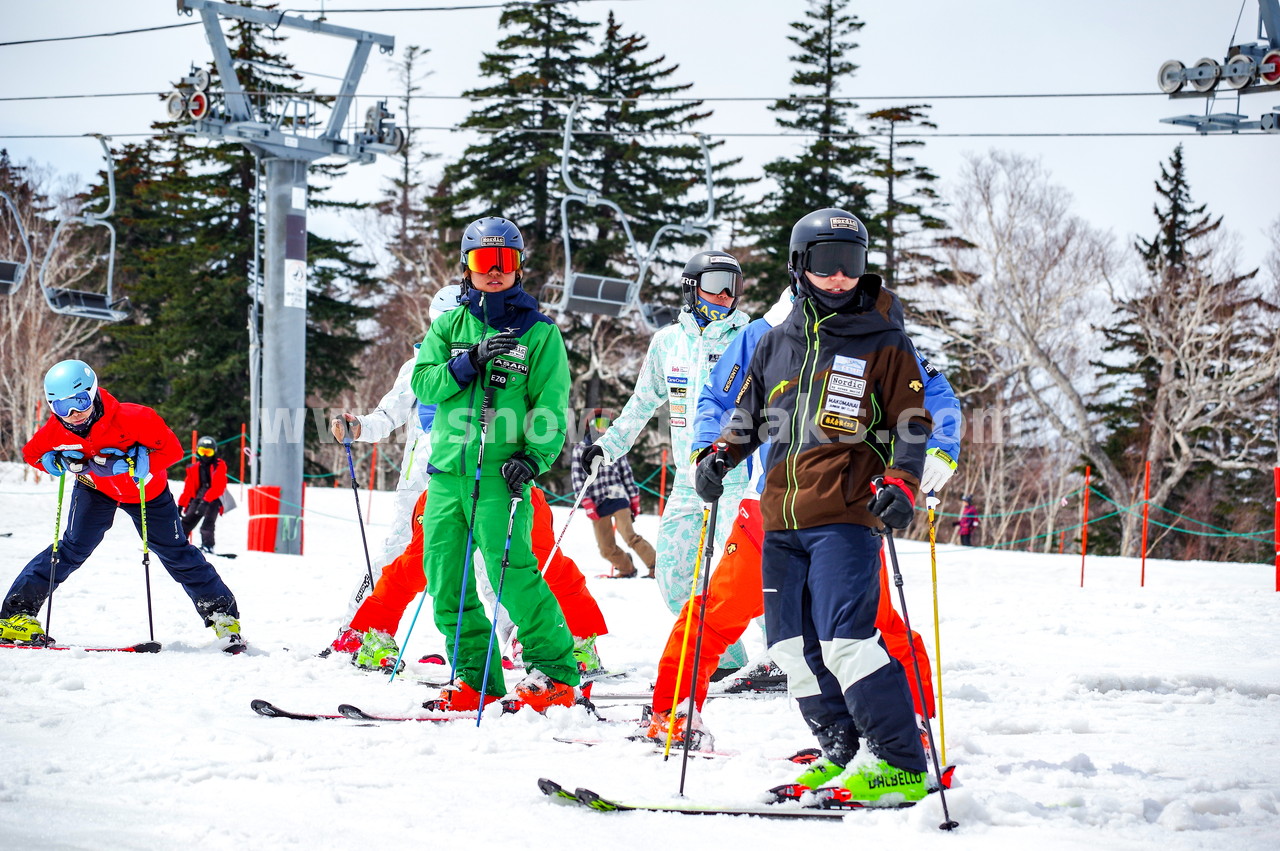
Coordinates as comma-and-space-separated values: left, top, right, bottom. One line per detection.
178, 435, 229, 554
0, 360, 243, 651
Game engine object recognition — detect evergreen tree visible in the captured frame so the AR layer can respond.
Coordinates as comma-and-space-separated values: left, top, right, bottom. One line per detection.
742, 0, 872, 308
94, 14, 375, 467
1090, 145, 1276, 559
435, 0, 595, 297
860, 105, 947, 288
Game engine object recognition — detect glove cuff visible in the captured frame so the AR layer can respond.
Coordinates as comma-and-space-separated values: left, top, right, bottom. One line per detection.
925, 447, 957, 470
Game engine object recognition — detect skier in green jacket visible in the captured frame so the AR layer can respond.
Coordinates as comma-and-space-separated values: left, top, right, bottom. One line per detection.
410, 216, 578, 713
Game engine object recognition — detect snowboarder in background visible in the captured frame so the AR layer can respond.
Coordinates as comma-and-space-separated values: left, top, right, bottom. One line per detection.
178, 435, 228, 554
694, 209, 931, 805
956, 495, 980, 545
0, 360, 243, 652
411, 216, 578, 713
570, 409, 656, 579
579, 250, 754, 674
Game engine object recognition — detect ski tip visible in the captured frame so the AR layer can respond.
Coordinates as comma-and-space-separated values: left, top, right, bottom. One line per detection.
130, 641, 163, 653
250, 699, 280, 717
336, 704, 373, 720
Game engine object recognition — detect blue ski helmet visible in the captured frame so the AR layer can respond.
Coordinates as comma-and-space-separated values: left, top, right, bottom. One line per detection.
460, 217, 524, 265
787, 208, 869, 289
44, 359, 99, 418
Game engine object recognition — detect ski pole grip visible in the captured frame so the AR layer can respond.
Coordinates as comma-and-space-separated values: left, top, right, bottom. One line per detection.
342, 417, 355, 446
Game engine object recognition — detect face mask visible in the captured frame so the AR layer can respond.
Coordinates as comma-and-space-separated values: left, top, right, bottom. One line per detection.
693, 295, 731, 325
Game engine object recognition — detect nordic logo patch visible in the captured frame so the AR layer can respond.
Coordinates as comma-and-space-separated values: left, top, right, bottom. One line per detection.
481, 235, 505, 246
827, 373, 866, 397
829, 216, 859, 231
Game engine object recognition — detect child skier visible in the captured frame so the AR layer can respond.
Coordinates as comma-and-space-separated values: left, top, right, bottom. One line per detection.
178, 435, 228, 554
411, 216, 578, 713
694, 209, 932, 805
0, 360, 243, 651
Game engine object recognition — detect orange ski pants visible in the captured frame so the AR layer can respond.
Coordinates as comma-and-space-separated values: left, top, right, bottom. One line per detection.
350, 486, 607, 639
652, 497, 934, 717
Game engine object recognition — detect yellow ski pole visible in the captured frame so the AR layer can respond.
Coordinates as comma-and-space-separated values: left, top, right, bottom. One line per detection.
927, 494, 946, 764
664, 506, 709, 759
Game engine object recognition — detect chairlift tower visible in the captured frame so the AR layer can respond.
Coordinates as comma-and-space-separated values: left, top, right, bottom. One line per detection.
172, 0, 400, 554
1155, 0, 1280, 133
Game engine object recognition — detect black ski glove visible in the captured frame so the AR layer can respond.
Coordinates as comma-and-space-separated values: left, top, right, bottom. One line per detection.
501, 451, 538, 495
467, 330, 520, 371
581, 443, 607, 477
693, 446, 732, 504
867, 476, 916, 530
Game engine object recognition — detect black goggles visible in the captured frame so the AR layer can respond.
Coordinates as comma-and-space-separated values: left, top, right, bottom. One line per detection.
802, 242, 867, 278
696, 268, 743, 298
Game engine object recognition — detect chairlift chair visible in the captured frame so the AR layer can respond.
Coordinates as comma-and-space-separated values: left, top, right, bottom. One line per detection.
556, 98, 646, 318
555, 98, 720, 330
0, 190, 32, 295
37, 135, 129, 322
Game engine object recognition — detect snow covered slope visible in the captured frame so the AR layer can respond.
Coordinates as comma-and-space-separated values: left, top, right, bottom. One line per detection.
0, 463, 1276, 849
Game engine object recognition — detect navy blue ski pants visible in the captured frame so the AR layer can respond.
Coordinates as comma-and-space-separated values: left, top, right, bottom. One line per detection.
1, 483, 238, 624
762, 523, 926, 773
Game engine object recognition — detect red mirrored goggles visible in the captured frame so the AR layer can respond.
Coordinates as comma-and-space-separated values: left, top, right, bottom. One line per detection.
465, 246, 523, 274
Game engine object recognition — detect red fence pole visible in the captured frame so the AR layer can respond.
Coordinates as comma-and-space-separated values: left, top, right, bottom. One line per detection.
366, 444, 378, 524
658, 448, 668, 516
1273, 467, 1279, 593
191, 430, 198, 459
1059, 529, 1066, 555
1079, 466, 1091, 588
1140, 460, 1151, 587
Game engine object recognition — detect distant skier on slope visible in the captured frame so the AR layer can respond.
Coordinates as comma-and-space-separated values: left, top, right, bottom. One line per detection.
0, 360, 244, 652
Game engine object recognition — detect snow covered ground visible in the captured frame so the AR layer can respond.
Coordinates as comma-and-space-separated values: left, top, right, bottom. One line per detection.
1, 462, 1276, 849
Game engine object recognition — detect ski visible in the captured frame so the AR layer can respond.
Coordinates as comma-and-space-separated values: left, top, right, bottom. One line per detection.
250, 699, 347, 721
336, 703, 518, 723
584, 689, 781, 703
0, 641, 161, 653
538, 778, 846, 820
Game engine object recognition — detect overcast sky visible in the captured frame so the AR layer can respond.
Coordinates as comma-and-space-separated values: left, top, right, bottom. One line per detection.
2, 0, 1277, 273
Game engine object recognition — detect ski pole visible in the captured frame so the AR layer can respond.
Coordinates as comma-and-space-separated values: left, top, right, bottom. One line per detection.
129, 457, 156, 643
664, 505, 711, 760
883, 526, 959, 831
43, 473, 68, 640
538, 464, 600, 577
341, 421, 377, 599
477, 494, 522, 725
677, 488, 722, 795
926, 494, 947, 764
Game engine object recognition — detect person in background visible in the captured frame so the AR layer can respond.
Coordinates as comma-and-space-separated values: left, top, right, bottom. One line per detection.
570, 408, 656, 579
0, 360, 243, 652
178, 435, 228, 554
956, 495, 980, 546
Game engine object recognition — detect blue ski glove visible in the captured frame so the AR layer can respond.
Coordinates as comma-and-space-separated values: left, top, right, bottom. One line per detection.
40, 449, 86, 476
126, 445, 150, 482
500, 451, 538, 496
88, 447, 127, 478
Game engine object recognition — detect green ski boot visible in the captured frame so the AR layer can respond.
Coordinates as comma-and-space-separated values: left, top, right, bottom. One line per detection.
766, 757, 846, 802
830, 759, 927, 806
353, 629, 401, 672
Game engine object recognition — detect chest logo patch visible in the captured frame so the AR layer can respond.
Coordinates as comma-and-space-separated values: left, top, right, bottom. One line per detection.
832, 355, 867, 377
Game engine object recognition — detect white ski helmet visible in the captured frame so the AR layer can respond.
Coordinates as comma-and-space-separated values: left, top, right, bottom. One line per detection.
429, 284, 464, 322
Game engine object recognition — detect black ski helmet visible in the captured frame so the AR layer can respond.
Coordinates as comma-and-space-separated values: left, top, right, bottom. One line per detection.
679, 250, 744, 313
787, 208, 869, 289
197, 436, 218, 460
